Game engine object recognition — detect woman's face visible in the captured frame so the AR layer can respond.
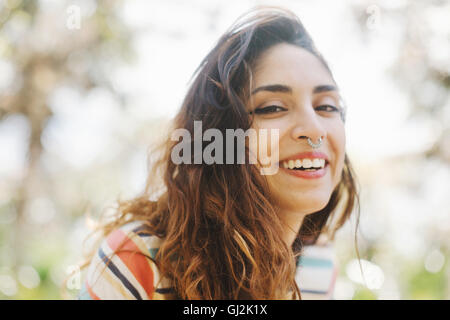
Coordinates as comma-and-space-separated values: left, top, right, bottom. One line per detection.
247, 43, 346, 218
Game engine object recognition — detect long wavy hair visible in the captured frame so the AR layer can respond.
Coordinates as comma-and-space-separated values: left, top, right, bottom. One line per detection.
71, 6, 360, 300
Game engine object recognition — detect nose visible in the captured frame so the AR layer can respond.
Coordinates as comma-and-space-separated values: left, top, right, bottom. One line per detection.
290, 106, 327, 146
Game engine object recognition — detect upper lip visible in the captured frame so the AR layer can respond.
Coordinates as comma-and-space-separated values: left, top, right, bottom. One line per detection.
280, 151, 329, 164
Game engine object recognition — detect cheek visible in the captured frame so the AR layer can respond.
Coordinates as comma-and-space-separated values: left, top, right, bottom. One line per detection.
252, 118, 289, 135
334, 124, 345, 157
330, 122, 346, 183
251, 118, 290, 158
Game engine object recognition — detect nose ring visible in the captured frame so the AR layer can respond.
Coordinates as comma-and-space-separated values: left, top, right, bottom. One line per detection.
307, 136, 323, 149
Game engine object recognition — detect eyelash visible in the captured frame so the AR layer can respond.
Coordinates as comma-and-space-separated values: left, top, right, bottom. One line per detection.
251, 105, 287, 114
251, 104, 340, 115
315, 105, 340, 113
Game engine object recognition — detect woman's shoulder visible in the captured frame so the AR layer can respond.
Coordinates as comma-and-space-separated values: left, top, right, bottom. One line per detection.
111, 220, 165, 259
78, 220, 175, 300
295, 241, 338, 300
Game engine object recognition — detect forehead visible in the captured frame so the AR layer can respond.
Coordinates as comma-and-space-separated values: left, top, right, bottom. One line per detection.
252, 43, 334, 88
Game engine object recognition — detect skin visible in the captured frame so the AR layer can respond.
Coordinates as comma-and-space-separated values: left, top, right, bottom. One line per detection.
247, 43, 346, 247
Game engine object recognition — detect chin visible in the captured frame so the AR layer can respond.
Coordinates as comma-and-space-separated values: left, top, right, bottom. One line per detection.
271, 183, 334, 214
303, 201, 329, 214
290, 194, 331, 214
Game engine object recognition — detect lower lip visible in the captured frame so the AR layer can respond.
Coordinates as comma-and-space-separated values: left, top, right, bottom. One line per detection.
281, 164, 328, 179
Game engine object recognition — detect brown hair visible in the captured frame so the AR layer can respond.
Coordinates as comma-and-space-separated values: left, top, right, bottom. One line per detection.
68, 6, 360, 300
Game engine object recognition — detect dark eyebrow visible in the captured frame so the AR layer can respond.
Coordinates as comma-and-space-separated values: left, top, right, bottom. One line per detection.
313, 84, 338, 94
251, 84, 338, 95
251, 84, 292, 95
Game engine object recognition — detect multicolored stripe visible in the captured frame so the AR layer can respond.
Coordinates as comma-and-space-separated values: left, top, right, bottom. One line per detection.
78, 221, 337, 300
78, 221, 175, 300
296, 244, 338, 300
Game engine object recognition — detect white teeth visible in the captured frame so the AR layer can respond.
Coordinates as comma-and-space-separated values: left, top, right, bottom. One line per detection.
312, 158, 321, 168
288, 160, 295, 169
302, 159, 312, 168
319, 159, 325, 167
282, 158, 326, 169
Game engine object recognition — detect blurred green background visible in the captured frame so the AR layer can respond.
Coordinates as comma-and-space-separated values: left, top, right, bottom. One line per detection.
0, 0, 448, 299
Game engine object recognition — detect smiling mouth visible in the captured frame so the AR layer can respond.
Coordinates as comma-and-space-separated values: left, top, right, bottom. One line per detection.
280, 158, 329, 171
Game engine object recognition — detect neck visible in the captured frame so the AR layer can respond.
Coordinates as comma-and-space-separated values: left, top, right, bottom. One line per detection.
279, 209, 307, 248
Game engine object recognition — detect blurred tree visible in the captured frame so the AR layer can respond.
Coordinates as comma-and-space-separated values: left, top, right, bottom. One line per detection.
0, 0, 134, 276
352, 0, 450, 163
349, 0, 449, 299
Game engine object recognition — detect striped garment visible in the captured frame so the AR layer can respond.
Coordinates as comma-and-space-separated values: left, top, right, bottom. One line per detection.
78, 220, 338, 300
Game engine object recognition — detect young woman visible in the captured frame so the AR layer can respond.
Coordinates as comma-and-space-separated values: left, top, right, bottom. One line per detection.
77, 6, 359, 300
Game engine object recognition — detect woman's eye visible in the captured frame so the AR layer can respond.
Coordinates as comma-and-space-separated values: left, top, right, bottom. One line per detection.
251, 105, 287, 115
315, 104, 340, 112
